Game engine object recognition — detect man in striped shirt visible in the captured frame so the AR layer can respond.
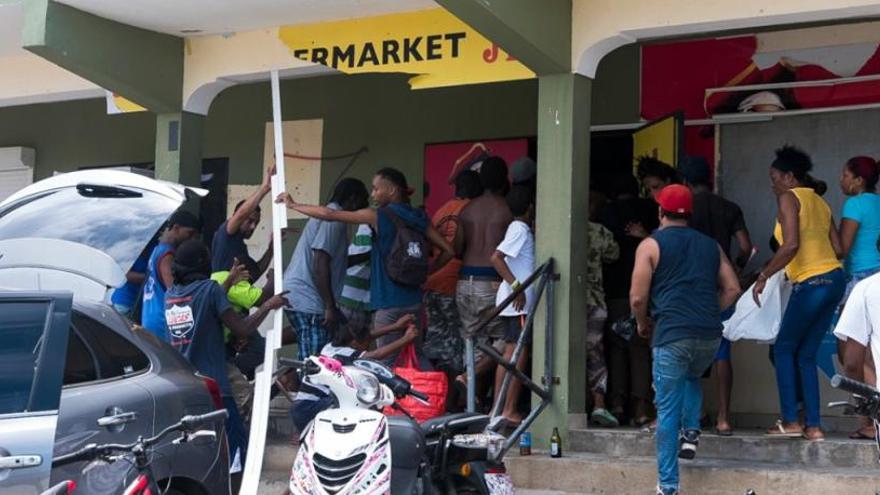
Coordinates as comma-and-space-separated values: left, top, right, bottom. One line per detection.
338, 224, 373, 335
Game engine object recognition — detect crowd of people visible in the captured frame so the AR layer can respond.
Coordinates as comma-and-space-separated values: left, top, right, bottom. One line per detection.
110, 145, 880, 495
626, 147, 880, 495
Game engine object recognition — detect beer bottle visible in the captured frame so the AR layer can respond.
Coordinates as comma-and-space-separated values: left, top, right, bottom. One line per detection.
550, 427, 562, 458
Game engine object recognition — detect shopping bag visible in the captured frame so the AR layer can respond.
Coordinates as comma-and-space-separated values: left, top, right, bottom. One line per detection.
384, 344, 448, 422
723, 271, 791, 344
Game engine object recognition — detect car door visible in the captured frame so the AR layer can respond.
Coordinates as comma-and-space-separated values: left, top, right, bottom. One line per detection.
0, 292, 72, 495
51, 311, 156, 493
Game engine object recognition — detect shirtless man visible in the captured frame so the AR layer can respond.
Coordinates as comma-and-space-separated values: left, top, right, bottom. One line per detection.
454, 156, 513, 406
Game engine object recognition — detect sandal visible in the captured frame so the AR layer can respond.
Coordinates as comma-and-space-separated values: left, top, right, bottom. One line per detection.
803, 427, 825, 442
765, 420, 803, 438
633, 415, 652, 428
591, 408, 620, 427
849, 426, 876, 440
713, 427, 734, 437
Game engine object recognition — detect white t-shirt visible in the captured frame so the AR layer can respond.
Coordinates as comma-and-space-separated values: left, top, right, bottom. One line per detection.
833, 272, 880, 372
495, 220, 536, 317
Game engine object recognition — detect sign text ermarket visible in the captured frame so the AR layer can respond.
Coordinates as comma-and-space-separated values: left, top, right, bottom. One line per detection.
293, 32, 467, 69
278, 8, 534, 89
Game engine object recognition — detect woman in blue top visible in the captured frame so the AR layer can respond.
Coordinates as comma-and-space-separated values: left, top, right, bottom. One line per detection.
837, 155, 880, 440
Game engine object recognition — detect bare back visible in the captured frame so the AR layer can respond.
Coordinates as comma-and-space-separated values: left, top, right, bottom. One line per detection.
459, 193, 513, 267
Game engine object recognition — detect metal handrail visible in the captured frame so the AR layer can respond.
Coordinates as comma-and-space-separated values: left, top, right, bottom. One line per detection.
461, 258, 557, 457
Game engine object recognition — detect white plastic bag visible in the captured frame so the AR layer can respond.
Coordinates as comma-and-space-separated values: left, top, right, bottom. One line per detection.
723, 271, 791, 344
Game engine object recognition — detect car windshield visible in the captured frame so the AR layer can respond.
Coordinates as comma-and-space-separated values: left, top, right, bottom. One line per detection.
0, 185, 181, 273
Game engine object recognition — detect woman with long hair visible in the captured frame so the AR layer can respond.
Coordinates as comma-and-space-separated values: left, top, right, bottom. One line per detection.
754, 146, 845, 442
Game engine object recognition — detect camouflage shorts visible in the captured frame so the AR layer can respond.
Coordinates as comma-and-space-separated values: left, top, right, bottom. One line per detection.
423, 291, 465, 374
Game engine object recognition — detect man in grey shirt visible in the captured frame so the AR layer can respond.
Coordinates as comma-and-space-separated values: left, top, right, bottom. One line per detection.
283, 179, 369, 359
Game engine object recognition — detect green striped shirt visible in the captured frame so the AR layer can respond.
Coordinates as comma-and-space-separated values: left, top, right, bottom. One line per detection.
339, 224, 372, 311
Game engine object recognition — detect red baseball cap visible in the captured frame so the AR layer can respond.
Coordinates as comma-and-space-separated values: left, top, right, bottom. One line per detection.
656, 184, 692, 214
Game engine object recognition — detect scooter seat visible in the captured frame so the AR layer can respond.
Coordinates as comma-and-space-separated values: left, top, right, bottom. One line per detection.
420, 412, 489, 436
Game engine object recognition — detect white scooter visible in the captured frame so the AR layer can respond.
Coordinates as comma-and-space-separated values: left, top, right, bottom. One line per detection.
282, 356, 515, 495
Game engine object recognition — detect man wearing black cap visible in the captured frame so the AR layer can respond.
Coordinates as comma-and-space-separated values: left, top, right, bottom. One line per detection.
165, 240, 288, 492
680, 156, 753, 437
141, 210, 201, 341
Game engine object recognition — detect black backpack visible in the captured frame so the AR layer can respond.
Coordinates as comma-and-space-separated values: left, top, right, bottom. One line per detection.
382, 207, 429, 287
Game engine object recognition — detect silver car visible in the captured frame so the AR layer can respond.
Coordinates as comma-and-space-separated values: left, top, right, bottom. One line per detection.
0, 171, 230, 494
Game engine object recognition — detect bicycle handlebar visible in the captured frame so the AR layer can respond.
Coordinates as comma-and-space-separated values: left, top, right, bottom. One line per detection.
831, 374, 880, 398
52, 408, 229, 468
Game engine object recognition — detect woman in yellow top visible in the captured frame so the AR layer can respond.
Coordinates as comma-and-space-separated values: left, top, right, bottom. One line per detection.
753, 146, 845, 442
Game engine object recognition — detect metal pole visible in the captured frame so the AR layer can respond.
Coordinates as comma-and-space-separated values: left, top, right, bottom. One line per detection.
239, 69, 287, 494
466, 336, 476, 413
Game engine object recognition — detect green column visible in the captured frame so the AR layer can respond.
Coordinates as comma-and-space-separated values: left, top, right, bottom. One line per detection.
154, 112, 204, 186
531, 73, 592, 448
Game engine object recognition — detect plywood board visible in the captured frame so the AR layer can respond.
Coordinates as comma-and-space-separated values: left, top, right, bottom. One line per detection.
262, 119, 323, 220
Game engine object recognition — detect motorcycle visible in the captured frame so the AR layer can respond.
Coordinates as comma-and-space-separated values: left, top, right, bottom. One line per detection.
282, 356, 515, 495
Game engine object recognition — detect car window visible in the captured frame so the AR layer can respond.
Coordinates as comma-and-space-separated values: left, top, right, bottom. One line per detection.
72, 313, 149, 379
0, 186, 180, 273
0, 300, 51, 415
63, 330, 98, 386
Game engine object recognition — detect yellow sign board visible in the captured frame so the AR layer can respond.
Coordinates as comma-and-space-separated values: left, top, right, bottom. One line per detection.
632, 113, 682, 172
279, 8, 535, 89
105, 91, 147, 114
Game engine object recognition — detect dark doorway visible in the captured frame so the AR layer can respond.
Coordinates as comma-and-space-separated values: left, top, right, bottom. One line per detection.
199, 158, 230, 249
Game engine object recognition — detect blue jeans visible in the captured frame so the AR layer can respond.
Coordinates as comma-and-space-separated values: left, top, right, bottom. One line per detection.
774, 269, 845, 428
290, 395, 335, 432
653, 337, 721, 492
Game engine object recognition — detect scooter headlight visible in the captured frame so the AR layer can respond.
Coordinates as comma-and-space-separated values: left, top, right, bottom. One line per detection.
451, 431, 507, 462
355, 373, 381, 405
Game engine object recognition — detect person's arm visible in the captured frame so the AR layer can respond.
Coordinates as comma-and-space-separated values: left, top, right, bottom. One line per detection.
630, 238, 659, 338
158, 253, 174, 290
733, 229, 753, 269
752, 191, 799, 305
313, 249, 338, 332
828, 217, 843, 259
840, 219, 859, 260
426, 225, 454, 274
222, 258, 250, 293
125, 271, 146, 285
453, 220, 466, 258
370, 314, 415, 339
276, 194, 378, 228
717, 246, 742, 312
841, 338, 867, 381
490, 249, 526, 312
363, 325, 419, 361
220, 292, 289, 339
601, 227, 620, 263
255, 245, 273, 280
228, 165, 274, 235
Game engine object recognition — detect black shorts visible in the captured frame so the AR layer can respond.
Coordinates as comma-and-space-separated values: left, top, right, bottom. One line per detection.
503, 315, 531, 345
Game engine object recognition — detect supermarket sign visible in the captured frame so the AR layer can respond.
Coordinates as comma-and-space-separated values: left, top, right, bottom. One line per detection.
279, 8, 534, 89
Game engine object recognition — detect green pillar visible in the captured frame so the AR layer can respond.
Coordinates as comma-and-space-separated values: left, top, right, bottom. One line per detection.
531, 73, 592, 448
154, 112, 204, 186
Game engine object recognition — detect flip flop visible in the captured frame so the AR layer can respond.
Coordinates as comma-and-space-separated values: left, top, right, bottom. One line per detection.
765, 420, 802, 438
714, 427, 734, 437
849, 428, 876, 440
590, 408, 620, 428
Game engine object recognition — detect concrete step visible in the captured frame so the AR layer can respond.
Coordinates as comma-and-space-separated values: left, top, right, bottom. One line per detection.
507, 450, 880, 495
570, 427, 878, 469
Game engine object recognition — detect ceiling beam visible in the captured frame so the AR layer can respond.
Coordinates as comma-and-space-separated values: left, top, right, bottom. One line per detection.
21, 0, 183, 113
436, 0, 571, 74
